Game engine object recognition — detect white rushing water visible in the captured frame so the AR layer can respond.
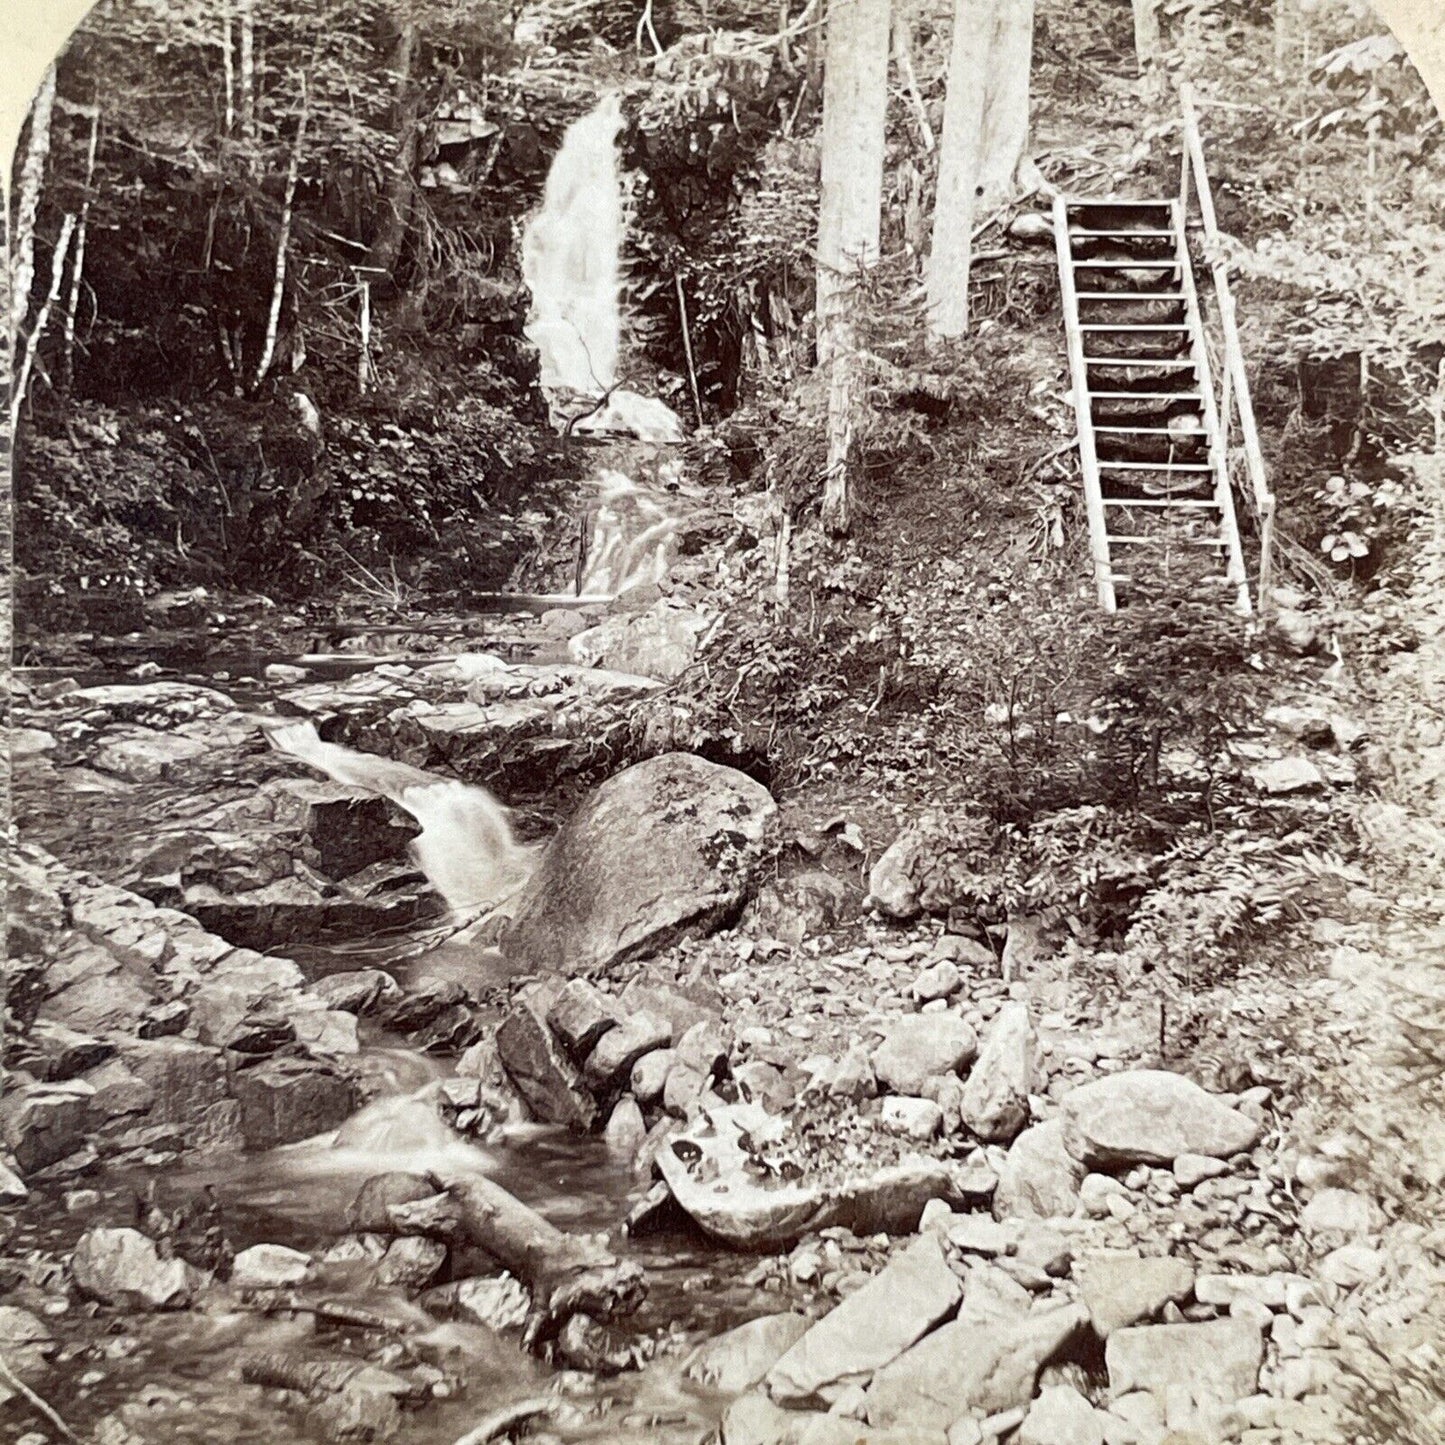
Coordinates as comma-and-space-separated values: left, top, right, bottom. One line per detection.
522, 94, 625, 394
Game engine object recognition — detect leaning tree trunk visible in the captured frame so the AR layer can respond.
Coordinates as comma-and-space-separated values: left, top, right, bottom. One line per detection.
817, 0, 890, 536
7, 63, 57, 366
926, 0, 1034, 341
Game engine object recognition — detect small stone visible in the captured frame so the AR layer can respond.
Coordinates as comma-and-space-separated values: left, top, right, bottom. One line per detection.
912, 960, 962, 1003
604, 1097, 647, 1159
1300, 1187, 1382, 1239
880, 1096, 943, 1141
1318, 1243, 1385, 1289
452, 1274, 530, 1331
231, 1243, 315, 1290
375, 1236, 446, 1290
1080, 1173, 1130, 1218
631, 1047, 677, 1104
546, 980, 619, 1058
1250, 757, 1325, 794
1174, 1153, 1230, 1188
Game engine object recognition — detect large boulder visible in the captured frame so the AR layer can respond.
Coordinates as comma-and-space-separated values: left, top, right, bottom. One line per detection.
871, 1015, 977, 1096
232, 1057, 357, 1149
766, 1235, 963, 1405
495, 992, 599, 1130
686, 1313, 811, 1394
1062, 1071, 1262, 1168
993, 1120, 1085, 1220
657, 1102, 955, 1250
70, 1227, 194, 1310
1074, 1251, 1196, 1338
502, 753, 776, 977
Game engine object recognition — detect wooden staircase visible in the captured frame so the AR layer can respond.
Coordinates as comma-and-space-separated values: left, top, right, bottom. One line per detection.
1054, 192, 1251, 614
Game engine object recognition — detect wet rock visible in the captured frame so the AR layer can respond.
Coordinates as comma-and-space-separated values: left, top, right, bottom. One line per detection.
767, 1235, 963, 1406
502, 753, 776, 977
376, 1236, 447, 1290
310, 970, 401, 1016
1105, 1317, 1263, 1423
223, 1010, 297, 1055
452, 1274, 530, 1331
0, 1160, 28, 1203
0, 1305, 54, 1383
584, 1011, 673, 1089
91, 732, 212, 783
871, 1015, 977, 1096
880, 1097, 943, 1141
604, 1097, 647, 1159
617, 980, 722, 1037
385, 979, 470, 1035
864, 1303, 1087, 1431
348, 1173, 440, 1233
0, 1081, 94, 1171
1062, 1071, 1261, 1168
993, 1120, 1085, 1220
305, 1385, 402, 1442
546, 980, 620, 1057
1075, 1251, 1195, 1337
71, 1227, 194, 1309
960, 1002, 1037, 1144
1017, 1384, 1105, 1445
911, 960, 962, 1003
567, 605, 709, 681
687, 1312, 810, 1393
658, 1102, 955, 1249
495, 996, 599, 1130
231, 1243, 315, 1290
233, 1057, 357, 1149
631, 1047, 677, 1104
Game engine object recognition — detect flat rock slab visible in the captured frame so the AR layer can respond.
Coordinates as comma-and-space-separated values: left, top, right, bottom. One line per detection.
657, 1102, 955, 1250
1062, 1070, 1262, 1168
766, 1235, 963, 1405
1106, 1317, 1263, 1413
723, 1392, 948, 1445
686, 1313, 811, 1394
1074, 1251, 1195, 1337
503, 753, 776, 977
864, 1303, 1088, 1431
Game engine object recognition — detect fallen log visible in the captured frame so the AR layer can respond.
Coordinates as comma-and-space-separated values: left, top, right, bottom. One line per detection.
386, 1177, 646, 1349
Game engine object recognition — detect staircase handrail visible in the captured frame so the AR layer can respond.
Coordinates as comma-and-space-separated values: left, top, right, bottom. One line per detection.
1178, 81, 1277, 609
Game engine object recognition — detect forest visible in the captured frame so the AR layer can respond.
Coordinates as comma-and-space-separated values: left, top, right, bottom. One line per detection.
4, 1, 1445, 1444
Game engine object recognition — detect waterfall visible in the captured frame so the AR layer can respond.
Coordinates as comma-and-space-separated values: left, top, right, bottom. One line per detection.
522, 95, 624, 394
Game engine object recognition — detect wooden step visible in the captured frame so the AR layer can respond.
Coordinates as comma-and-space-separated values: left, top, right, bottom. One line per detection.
1070, 229, 1175, 240
1080, 323, 1190, 332
1092, 426, 1209, 436
1075, 292, 1186, 301
1089, 391, 1204, 400
1107, 535, 1230, 547
1100, 498, 1220, 508
1072, 260, 1180, 270
1097, 460, 1215, 472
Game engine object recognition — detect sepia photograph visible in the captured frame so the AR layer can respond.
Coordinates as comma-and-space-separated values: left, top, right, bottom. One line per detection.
2, 0, 1443, 1441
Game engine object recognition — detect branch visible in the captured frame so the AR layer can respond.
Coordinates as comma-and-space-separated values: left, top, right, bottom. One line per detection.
0, 1354, 78, 1441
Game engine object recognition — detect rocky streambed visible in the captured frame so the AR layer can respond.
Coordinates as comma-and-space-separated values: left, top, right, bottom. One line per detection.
4, 608, 1442, 1445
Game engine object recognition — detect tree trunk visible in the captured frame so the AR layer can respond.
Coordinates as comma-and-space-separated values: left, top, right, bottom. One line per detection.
11, 213, 77, 437
238, 0, 257, 168
62, 106, 101, 392
1132, 0, 1161, 72
817, 0, 890, 536
253, 74, 309, 391
8, 63, 57, 365
369, 23, 421, 283
387, 1179, 647, 1349
926, 0, 1034, 341
816, 0, 890, 362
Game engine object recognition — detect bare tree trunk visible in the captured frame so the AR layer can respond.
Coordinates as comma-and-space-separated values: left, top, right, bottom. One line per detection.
816, 0, 890, 363
238, 0, 257, 167
8, 63, 57, 364
62, 106, 101, 392
926, 0, 1034, 341
893, 16, 934, 153
1132, 0, 1161, 72
927, 0, 990, 340
816, 0, 890, 537
253, 74, 309, 391
11, 214, 78, 437
221, 6, 236, 134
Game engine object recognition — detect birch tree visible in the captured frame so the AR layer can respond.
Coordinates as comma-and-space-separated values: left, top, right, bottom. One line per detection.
817, 0, 891, 535
1133, 0, 1161, 71
8, 64, 57, 367
926, 0, 1034, 340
